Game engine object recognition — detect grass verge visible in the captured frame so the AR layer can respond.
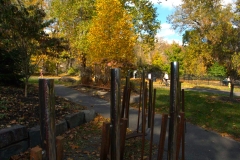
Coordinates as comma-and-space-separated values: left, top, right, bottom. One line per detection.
151, 88, 240, 140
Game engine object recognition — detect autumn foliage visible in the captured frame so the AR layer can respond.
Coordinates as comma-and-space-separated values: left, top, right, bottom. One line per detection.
87, 0, 137, 71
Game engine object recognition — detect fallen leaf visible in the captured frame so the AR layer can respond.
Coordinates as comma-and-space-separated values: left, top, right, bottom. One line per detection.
10, 120, 16, 124
70, 144, 79, 149
69, 134, 74, 139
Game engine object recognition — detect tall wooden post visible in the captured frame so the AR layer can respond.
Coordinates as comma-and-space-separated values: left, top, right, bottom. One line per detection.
148, 79, 153, 128
168, 62, 180, 160
110, 68, 121, 160
39, 79, 56, 160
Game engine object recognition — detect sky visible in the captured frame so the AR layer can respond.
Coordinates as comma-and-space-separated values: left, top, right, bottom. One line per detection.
151, 0, 236, 45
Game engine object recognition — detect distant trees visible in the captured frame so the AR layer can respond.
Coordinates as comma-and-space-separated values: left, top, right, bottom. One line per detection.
168, 0, 240, 98
49, 0, 160, 76
151, 41, 183, 76
207, 62, 226, 78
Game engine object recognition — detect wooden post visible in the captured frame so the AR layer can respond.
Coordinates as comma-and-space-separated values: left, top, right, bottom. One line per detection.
110, 68, 121, 160
30, 146, 42, 160
120, 118, 128, 160
148, 79, 153, 128
39, 79, 56, 160
168, 62, 180, 160
100, 122, 111, 160
141, 71, 146, 133
149, 89, 156, 160
137, 81, 142, 133
56, 136, 64, 160
141, 85, 148, 160
181, 89, 185, 160
176, 112, 185, 158
157, 114, 168, 160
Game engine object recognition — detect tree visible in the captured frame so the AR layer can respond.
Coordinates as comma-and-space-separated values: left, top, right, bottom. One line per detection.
164, 43, 184, 74
0, 0, 67, 97
49, 0, 160, 74
50, 0, 95, 70
168, 0, 239, 98
207, 62, 226, 78
182, 30, 212, 76
87, 0, 137, 72
123, 0, 161, 67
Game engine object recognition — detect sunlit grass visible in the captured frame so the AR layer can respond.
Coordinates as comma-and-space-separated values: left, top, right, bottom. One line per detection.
29, 75, 80, 85
154, 88, 240, 139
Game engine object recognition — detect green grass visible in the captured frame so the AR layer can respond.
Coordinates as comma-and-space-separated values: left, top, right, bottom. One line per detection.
28, 76, 62, 84
154, 88, 240, 139
28, 76, 78, 85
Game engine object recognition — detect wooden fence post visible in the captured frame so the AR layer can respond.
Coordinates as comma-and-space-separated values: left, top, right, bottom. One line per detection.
168, 62, 180, 160
110, 68, 121, 160
39, 79, 56, 160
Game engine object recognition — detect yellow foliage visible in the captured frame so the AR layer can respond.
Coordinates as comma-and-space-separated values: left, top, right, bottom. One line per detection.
87, 0, 137, 67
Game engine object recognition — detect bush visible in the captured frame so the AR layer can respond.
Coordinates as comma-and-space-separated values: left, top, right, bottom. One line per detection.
67, 67, 79, 76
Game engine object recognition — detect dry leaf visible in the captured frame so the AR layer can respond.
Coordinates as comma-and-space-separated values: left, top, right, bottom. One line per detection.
10, 120, 16, 124
69, 134, 74, 139
70, 144, 79, 149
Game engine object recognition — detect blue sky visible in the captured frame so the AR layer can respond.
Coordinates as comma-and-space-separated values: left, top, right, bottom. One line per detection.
151, 0, 236, 45
152, 0, 183, 44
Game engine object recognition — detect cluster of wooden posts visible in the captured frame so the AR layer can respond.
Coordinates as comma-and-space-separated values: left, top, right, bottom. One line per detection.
30, 62, 184, 160
100, 62, 186, 160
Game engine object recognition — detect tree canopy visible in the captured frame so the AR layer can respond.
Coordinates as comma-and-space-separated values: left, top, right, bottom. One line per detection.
87, 0, 137, 71
168, 0, 240, 97
0, 0, 68, 96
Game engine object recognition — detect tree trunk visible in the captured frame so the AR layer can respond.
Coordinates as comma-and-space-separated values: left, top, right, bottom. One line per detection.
229, 82, 234, 99
56, 63, 58, 76
24, 77, 29, 97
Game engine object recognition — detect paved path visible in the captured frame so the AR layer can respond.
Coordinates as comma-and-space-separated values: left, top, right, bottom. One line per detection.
55, 85, 240, 160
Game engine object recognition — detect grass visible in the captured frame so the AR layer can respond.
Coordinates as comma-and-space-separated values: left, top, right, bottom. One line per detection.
153, 87, 240, 139
28, 75, 80, 86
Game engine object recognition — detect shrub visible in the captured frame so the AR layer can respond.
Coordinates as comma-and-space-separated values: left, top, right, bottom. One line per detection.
67, 67, 79, 76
